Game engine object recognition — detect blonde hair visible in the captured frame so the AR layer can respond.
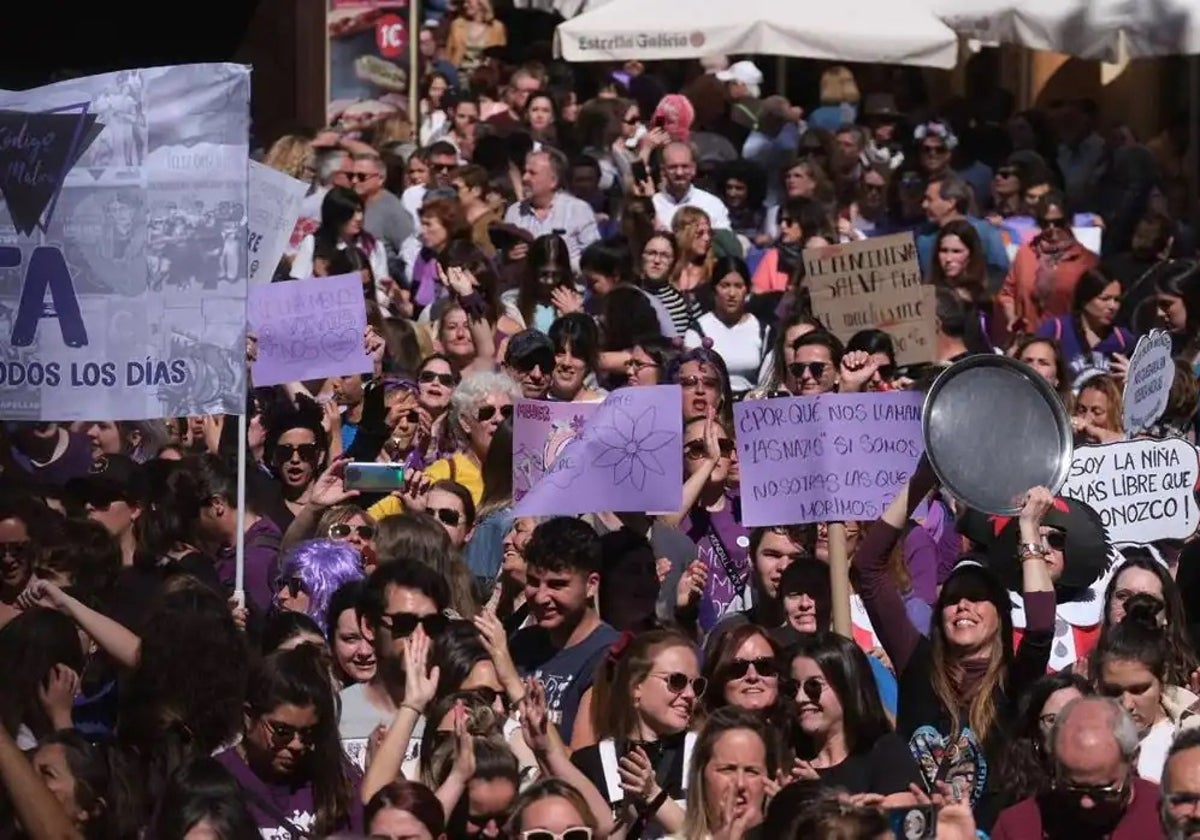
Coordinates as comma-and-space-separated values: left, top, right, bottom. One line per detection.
590, 629, 697, 741
819, 66, 860, 106
670, 206, 716, 287
368, 113, 414, 148
1078, 374, 1125, 434
929, 630, 1007, 745
264, 134, 313, 180
681, 708, 775, 839
473, 0, 496, 22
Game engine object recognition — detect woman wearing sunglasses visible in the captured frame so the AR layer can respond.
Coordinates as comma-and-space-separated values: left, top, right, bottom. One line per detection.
216, 646, 363, 837
572, 630, 702, 838
998, 189, 1099, 333
318, 503, 377, 560
786, 632, 922, 797
502, 778, 598, 840
415, 354, 459, 459
273, 538, 365, 632
700, 625, 786, 723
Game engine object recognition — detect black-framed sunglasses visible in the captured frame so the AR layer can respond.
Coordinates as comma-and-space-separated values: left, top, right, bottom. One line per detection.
393, 409, 420, 425
477, 404, 514, 423
684, 438, 735, 460
1052, 772, 1129, 807
380, 611, 448, 639
724, 657, 778, 679
466, 811, 510, 830
350, 171, 376, 182
273, 443, 320, 464
651, 672, 708, 696
278, 576, 306, 599
470, 686, 512, 711
920, 143, 949, 156
0, 541, 31, 562
679, 374, 720, 389
329, 523, 376, 541
788, 361, 828, 380
429, 507, 462, 527
418, 370, 456, 387
1044, 530, 1067, 551
431, 162, 456, 173
876, 364, 897, 381
996, 167, 1018, 178
261, 717, 319, 749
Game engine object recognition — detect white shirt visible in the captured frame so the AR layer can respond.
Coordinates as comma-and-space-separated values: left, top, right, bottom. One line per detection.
1137, 718, 1175, 783
684, 312, 764, 392
290, 234, 391, 309
653, 184, 731, 231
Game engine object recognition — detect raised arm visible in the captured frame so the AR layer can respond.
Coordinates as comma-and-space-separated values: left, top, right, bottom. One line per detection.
20, 580, 141, 669
1009, 487, 1058, 695
0, 721, 83, 840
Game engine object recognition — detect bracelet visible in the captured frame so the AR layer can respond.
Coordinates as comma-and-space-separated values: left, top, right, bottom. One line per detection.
399, 702, 424, 715
640, 788, 669, 816
1018, 542, 1047, 560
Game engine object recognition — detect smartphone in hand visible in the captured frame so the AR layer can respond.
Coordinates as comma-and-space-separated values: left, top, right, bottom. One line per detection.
344, 462, 406, 492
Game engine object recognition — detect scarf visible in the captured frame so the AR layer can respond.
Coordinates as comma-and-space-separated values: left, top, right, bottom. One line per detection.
1032, 236, 1075, 310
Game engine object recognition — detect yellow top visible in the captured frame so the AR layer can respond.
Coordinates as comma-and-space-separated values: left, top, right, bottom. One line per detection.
367, 452, 484, 519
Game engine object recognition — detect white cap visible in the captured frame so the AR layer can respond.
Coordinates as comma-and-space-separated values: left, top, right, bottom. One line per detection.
716, 60, 764, 87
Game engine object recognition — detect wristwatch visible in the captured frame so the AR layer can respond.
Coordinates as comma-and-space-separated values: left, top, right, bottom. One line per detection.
1019, 542, 1047, 559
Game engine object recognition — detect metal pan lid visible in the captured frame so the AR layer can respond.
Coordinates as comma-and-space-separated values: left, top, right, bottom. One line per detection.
922, 354, 1074, 515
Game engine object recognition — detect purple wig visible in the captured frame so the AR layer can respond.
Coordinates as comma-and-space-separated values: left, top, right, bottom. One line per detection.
276, 539, 365, 630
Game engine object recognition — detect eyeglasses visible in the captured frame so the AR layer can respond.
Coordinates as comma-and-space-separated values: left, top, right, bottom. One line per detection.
876, 364, 897, 381
679, 374, 720, 390
418, 370, 457, 387
329, 523, 376, 541
1040, 217, 1071, 230
511, 351, 554, 375
625, 358, 659, 372
261, 718, 319, 749
684, 438, 735, 460
429, 507, 462, 527
278, 576, 306, 599
725, 657, 778, 679
273, 443, 320, 464
521, 828, 594, 840
1165, 792, 1200, 812
920, 144, 949, 156
477, 404, 514, 423
861, 182, 885, 194
623, 115, 641, 125
650, 672, 707, 696
788, 361, 828, 380
380, 611, 448, 638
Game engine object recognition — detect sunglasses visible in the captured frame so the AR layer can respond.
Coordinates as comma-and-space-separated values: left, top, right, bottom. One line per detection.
1044, 530, 1066, 551
350, 171, 376, 182
278, 576, 306, 599
477, 404, 514, 423
997, 167, 1018, 178
261, 718, 319, 749
1052, 774, 1128, 806
921, 144, 949, 155
1040, 217, 1071, 230
780, 216, 799, 226
521, 830, 594, 840
429, 507, 462, 527
651, 672, 708, 696
725, 657, 778, 679
467, 811, 509, 830
418, 370, 456, 387
511, 350, 555, 375
470, 686, 511, 711
679, 374, 720, 389
273, 443, 320, 464
781, 676, 825, 702
0, 541, 31, 561
876, 364, 897, 381
393, 410, 420, 425
431, 162, 456, 173
381, 611, 448, 638
684, 438, 735, 460
788, 361, 828, 379
329, 523, 376, 541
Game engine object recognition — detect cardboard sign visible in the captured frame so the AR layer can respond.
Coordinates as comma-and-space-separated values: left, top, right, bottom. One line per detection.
1123, 329, 1174, 434
512, 400, 601, 503
1061, 438, 1200, 544
248, 161, 308, 285
734, 390, 925, 527
805, 232, 936, 367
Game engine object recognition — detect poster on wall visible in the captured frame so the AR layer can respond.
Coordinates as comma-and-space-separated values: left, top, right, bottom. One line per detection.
0, 63, 251, 422
328, 1, 411, 130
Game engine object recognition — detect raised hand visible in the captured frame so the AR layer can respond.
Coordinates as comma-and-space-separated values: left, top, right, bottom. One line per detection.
401, 627, 440, 713
838, 350, 881, 393
473, 610, 520, 694
675, 559, 708, 610
308, 456, 360, 508
17, 578, 70, 612
519, 677, 552, 755
448, 699, 476, 781
399, 468, 433, 511
38, 663, 80, 730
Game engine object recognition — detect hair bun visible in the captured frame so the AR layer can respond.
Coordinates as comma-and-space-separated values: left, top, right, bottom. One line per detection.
701, 336, 715, 350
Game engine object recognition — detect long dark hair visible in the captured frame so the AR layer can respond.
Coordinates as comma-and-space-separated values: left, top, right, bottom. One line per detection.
930, 218, 988, 305
440, 239, 503, 325
478, 416, 513, 516
517, 234, 573, 326
993, 671, 1093, 807
788, 632, 892, 759
35, 730, 144, 840
1093, 593, 1171, 684
0, 608, 86, 738
1154, 258, 1200, 358
1101, 551, 1198, 685
314, 186, 369, 250
1071, 269, 1119, 345
244, 646, 355, 837
152, 758, 260, 840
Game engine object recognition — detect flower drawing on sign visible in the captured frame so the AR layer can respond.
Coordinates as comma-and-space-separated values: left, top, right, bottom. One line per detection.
592, 405, 675, 491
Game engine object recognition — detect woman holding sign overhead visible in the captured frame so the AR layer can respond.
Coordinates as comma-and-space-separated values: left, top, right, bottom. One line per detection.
855, 459, 1056, 829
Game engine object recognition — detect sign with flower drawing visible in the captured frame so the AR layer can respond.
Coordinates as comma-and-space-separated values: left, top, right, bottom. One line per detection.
513, 386, 684, 516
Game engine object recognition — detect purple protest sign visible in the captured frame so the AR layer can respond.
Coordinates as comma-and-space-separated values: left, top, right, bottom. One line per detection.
514, 385, 684, 516
248, 273, 372, 387
734, 391, 925, 527
512, 400, 601, 503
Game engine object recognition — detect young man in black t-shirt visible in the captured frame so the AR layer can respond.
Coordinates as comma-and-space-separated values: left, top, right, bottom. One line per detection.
508, 516, 620, 746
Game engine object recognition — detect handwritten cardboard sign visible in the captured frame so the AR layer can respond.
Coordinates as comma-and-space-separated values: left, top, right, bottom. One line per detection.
248, 161, 308, 285
1061, 438, 1200, 544
512, 400, 601, 503
1123, 329, 1174, 434
513, 386, 682, 516
734, 390, 925, 527
248, 273, 372, 387
805, 232, 936, 367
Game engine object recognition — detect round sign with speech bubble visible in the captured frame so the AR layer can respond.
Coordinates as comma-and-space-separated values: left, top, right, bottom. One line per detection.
1122, 329, 1174, 434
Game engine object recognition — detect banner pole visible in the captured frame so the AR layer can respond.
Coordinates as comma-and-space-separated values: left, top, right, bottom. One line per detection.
408, 0, 420, 129
828, 523, 851, 638
234, 411, 248, 603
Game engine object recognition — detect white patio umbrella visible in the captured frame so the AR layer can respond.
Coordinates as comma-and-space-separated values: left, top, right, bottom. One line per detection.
554, 0, 960, 68
935, 0, 1200, 60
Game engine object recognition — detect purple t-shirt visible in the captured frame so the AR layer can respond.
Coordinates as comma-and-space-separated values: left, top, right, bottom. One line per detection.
213, 517, 284, 616
1035, 315, 1135, 389
681, 496, 751, 632
215, 746, 363, 839
9, 431, 93, 486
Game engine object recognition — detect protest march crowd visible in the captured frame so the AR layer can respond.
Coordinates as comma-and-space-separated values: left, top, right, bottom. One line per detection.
12, 5, 1200, 840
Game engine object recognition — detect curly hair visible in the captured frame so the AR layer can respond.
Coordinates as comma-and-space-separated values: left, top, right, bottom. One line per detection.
447, 371, 522, 447
276, 539, 366, 630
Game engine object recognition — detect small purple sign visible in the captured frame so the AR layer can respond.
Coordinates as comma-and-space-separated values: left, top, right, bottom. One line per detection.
512, 400, 600, 503
514, 385, 684, 517
734, 391, 925, 527
248, 273, 372, 387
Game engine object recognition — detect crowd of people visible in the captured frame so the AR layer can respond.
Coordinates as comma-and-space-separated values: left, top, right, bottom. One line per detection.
7, 4, 1200, 839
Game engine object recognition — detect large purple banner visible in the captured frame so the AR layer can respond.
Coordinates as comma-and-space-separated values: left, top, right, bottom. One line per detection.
514, 385, 683, 517
734, 391, 925, 526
